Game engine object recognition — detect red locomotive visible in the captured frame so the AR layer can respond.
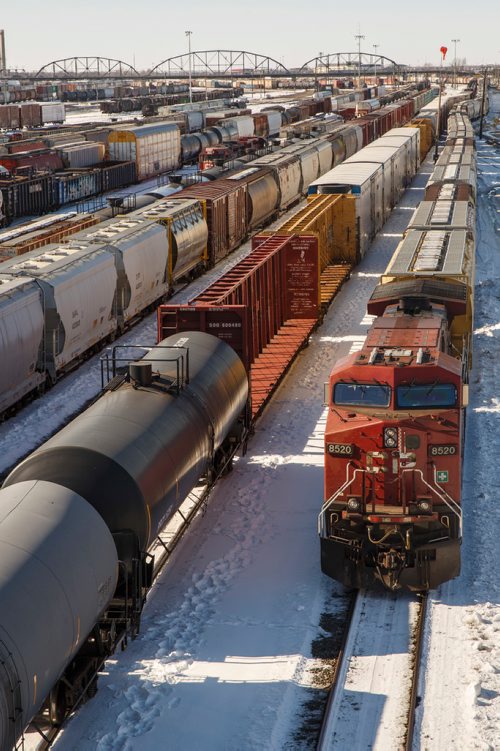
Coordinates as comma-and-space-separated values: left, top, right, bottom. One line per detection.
320, 285, 466, 590
319, 100, 477, 592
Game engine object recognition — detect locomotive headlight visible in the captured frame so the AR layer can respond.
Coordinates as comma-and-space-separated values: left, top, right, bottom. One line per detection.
383, 427, 398, 449
347, 497, 361, 512
417, 499, 432, 513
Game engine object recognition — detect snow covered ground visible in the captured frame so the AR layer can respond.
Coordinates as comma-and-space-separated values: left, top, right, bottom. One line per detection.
61, 88, 305, 126
10, 92, 499, 750
320, 591, 421, 750
45, 140, 436, 750
416, 92, 500, 751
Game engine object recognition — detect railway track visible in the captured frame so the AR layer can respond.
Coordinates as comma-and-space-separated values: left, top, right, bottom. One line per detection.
24, 450, 240, 750
316, 591, 428, 750
316, 591, 362, 750
404, 593, 428, 751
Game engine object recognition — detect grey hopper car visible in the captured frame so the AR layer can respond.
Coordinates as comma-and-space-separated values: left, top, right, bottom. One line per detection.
0, 275, 45, 414
226, 167, 280, 230
128, 198, 209, 283
1, 244, 117, 382
68, 217, 171, 326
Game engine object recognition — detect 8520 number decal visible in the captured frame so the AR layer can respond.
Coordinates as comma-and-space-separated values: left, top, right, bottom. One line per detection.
429, 444, 457, 456
327, 443, 354, 457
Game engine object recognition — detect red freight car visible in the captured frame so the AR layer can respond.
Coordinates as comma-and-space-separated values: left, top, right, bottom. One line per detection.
158, 234, 320, 417
0, 150, 64, 174
171, 178, 248, 266
7, 140, 47, 154
19, 103, 42, 128
0, 105, 21, 130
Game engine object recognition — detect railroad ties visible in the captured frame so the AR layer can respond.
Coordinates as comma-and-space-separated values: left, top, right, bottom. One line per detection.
320, 264, 352, 309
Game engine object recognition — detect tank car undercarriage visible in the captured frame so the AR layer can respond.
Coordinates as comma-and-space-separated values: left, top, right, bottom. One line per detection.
320, 508, 461, 591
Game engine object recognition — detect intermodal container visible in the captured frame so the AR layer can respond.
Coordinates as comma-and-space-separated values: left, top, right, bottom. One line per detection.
40, 103, 65, 124
57, 142, 105, 169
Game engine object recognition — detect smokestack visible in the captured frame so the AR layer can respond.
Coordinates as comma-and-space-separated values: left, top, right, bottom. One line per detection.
0, 30, 6, 73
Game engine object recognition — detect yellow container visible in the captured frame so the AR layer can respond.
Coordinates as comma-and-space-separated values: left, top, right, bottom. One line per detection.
406, 119, 434, 162
271, 193, 357, 268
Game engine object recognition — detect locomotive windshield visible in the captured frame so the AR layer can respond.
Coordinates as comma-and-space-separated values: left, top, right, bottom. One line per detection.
396, 383, 457, 408
334, 382, 391, 407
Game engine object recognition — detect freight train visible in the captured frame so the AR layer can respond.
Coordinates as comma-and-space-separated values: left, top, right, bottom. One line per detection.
0, 83, 438, 226
0, 121, 381, 419
0, 331, 249, 750
0, 87, 476, 747
318, 103, 479, 591
0, 85, 473, 419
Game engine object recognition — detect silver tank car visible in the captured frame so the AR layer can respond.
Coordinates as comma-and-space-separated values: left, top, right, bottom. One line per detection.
5, 331, 248, 555
0, 480, 118, 750
1, 332, 248, 746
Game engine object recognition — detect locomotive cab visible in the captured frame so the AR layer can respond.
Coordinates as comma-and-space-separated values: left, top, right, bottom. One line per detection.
320, 297, 466, 591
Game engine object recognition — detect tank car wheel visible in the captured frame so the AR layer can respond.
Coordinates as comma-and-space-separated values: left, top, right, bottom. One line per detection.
86, 676, 98, 700
221, 457, 233, 476
48, 683, 66, 727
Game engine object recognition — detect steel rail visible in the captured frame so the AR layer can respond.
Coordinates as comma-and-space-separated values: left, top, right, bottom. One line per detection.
316, 591, 362, 751
316, 591, 428, 750
405, 593, 428, 751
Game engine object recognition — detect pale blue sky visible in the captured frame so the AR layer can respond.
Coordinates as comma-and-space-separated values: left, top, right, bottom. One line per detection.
2, 0, 498, 71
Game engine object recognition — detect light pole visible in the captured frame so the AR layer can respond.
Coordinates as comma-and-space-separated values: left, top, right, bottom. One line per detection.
185, 30, 192, 105
452, 38, 460, 88
373, 44, 379, 85
316, 51, 323, 93
355, 33, 365, 88
434, 47, 447, 162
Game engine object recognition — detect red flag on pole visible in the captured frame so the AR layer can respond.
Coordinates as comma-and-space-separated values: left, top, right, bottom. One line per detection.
440, 46, 448, 60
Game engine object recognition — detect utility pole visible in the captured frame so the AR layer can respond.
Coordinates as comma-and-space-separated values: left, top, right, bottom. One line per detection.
434, 49, 445, 162
0, 30, 6, 73
355, 31, 365, 88
0, 30, 8, 105
452, 38, 460, 88
373, 44, 379, 85
185, 30, 193, 105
